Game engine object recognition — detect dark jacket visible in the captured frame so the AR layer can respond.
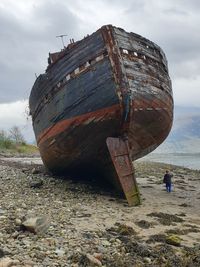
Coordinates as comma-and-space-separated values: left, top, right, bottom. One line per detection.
163, 173, 173, 184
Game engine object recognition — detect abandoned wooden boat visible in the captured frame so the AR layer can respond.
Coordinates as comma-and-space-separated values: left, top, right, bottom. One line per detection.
29, 25, 173, 206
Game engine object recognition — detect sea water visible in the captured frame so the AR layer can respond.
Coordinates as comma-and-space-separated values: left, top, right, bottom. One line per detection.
140, 153, 200, 170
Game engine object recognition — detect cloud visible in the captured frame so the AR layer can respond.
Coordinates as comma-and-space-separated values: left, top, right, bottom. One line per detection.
0, 0, 81, 103
173, 75, 200, 107
0, 100, 35, 142
0, 0, 199, 139
66, 0, 200, 84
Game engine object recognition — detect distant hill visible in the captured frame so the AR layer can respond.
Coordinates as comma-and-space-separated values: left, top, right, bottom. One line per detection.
154, 106, 200, 153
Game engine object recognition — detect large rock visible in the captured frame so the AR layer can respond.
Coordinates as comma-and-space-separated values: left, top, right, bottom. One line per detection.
22, 216, 50, 234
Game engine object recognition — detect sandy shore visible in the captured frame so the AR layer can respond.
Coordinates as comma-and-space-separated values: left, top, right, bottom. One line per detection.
0, 157, 200, 266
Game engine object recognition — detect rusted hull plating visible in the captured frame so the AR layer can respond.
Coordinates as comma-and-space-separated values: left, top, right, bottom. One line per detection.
29, 25, 173, 205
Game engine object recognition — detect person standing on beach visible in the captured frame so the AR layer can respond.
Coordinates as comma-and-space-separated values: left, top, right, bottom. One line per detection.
163, 170, 173, 192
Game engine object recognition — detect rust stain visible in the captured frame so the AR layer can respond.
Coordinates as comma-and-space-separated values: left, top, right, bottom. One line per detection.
101, 26, 133, 137
106, 137, 140, 206
37, 104, 121, 145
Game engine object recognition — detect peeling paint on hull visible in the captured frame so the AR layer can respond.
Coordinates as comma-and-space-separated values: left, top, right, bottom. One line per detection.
29, 25, 173, 205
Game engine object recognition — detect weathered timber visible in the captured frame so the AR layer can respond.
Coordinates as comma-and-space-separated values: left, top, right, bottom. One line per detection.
29, 25, 173, 205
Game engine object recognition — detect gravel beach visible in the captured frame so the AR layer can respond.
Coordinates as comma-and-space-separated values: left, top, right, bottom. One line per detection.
0, 156, 200, 266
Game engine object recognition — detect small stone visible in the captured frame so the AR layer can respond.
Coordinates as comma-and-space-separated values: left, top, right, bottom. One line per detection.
161, 256, 167, 263
31, 168, 41, 174
112, 252, 121, 260
11, 231, 19, 239
101, 240, 111, 247
109, 238, 115, 243
86, 254, 102, 266
15, 208, 22, 213
21, 203, 27, 209
97, 246, 107, 254
0, 209, 6, 215
93, 253, 103, 261
144, 257, 152, 264
15, 218, 22, 226
55, 248, 65, 257
30, 180, 43, 189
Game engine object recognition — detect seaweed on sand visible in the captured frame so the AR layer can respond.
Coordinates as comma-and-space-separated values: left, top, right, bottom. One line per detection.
147, 212, 184, 225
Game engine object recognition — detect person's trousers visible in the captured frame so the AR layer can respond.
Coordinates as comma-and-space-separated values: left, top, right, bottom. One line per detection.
166, 182, 171, 192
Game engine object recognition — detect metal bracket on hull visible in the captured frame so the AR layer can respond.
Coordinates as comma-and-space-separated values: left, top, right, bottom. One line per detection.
106, 137, 141, 206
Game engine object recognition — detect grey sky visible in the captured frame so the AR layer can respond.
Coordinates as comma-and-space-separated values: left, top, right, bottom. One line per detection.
0, 0, 200, 106
0, 0, 199, 142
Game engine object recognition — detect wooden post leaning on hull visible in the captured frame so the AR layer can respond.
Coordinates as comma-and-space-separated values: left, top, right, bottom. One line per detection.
106, 137, 141, 206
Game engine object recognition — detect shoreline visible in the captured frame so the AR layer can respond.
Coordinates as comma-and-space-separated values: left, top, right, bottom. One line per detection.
139, 153, 200, 171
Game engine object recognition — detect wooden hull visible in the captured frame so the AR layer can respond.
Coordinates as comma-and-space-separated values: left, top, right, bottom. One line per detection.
29, 25, 173, 205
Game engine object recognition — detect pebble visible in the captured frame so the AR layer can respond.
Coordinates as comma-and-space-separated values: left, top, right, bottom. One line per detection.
101, 240, 111, 247
0, 209, 6, 215
29, 180, 43, 189
55, 248, 65, 257
15, 218, 22, 226
97, 246, 107, 254
144, 257, 152, 264
21, 203, 27, 209
31, 168, 41, 175
86, 253, 102, 266
11, 232, 19, 238
93, 253, 103, 261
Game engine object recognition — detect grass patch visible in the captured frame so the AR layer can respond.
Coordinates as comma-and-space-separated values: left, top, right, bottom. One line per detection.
0, 128, 38, 155
0, 138, 15, 150
14, 144, 38, 154
0, 143, 38, 155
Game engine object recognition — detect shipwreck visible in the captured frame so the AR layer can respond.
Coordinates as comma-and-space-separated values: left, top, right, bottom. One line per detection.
29, 25, 173, 206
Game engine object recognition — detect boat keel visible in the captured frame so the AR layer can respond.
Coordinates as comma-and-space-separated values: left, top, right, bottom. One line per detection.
106, 137, 141, 206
